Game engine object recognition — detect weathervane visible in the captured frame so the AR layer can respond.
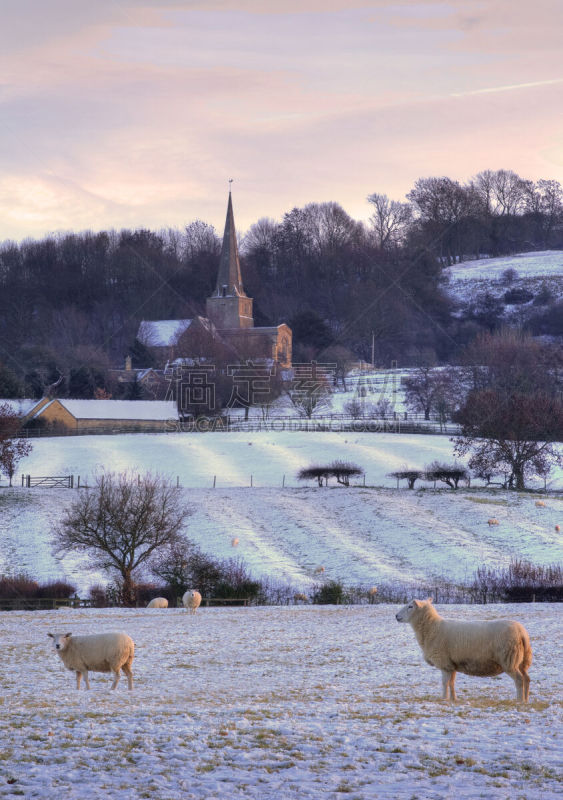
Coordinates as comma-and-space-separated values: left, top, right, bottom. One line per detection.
229, 178, 233, 193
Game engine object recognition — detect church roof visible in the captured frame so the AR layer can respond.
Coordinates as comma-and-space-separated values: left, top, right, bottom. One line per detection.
212, 191, 246, 298
137, 319, 193, 347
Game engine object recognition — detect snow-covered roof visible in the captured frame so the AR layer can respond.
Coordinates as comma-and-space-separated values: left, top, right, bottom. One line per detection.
137, 319, 193, 347
0, 398, 41, 417
36, 399, 178, 421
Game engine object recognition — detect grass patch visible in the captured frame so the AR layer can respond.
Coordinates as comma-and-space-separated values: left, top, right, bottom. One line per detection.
463, 496, 509, 506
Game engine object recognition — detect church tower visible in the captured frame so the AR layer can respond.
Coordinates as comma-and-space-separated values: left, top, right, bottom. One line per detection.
206, 191, 254, 330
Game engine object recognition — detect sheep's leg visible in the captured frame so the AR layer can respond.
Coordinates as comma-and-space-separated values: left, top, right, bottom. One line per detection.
441, 670, 456, 701
508, 669, 524, 701
83, 671, 90, 690
520, 668, 530, 703
111, 669, 121, 690
123, 663, 133, 691
449, 672, 457, 702
76, 671, 81, 690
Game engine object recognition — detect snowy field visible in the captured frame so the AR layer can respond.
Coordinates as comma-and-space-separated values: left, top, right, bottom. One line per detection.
0, 604, 561, 800
445, 251, 563, 283
1, 432, 562, 594
443, 250, 563, 309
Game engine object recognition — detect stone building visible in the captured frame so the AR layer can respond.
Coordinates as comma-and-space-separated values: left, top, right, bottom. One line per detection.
138, 192, 292, 367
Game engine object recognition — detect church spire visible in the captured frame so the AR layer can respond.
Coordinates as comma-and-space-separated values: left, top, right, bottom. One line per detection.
214, 190, 245, 297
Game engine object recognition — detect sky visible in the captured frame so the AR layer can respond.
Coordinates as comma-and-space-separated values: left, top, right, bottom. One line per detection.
0, 0, 561, 241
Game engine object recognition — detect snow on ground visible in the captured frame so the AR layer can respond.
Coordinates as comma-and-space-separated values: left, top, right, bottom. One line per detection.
0, 604, 560, 800
443, 250, 563, 309
446, 251, 563, 283
1, 432, 561, 595
11, 431, 563, 491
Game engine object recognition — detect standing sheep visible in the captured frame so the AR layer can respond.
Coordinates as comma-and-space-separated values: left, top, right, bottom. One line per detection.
147, 597, 168, 609
395, 599, 531, 702
487, 518, 499, 526
182, 589, 202, 614
48, 632, 135, 690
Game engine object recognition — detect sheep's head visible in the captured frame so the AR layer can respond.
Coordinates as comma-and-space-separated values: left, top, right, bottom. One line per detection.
48, 632, 72, 651
395, 598, 432, 623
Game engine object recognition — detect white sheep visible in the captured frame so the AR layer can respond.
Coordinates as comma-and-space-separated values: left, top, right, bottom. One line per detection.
535, 500, 546, 508
487, 518, 499, 526
146, 597, 168, 608
182, 589, 202, 614
48, 631, 134, 690
395, 599, 532, 702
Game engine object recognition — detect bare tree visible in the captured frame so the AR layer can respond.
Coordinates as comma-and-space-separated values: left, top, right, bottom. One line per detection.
0, 403, 32, 487
53, 471, 191, 605
402, 367, 461, 422
454, 331, 563, 489
367, 192, 413, 250
454, 391, 563, 490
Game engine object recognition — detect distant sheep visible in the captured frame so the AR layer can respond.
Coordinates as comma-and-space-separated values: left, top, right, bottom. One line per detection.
48, 631, 134, 690
147, 597, 168, 608
535, 500, 546, 508
395, 599, 531, 702
487, 518, 499, 526
294, 593, 308, 603
556, 525, 561, 532
182, 589, 202, 614
231, 537, 239, 547
314, 566, 325, 575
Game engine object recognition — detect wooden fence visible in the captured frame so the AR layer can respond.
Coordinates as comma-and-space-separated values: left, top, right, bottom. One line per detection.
0, 596, 249, 611
22, 475, 74, 488
16, 414, 462, 438
0, 597, 88, 611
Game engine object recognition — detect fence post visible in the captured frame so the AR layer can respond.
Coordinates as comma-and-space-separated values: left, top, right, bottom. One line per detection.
282, 474, 285, 488
70, 475, 74, 489
77, 475, 80, 489
250, 474, 253, 487
213, 475, 216, 488
176, 476, 179, 488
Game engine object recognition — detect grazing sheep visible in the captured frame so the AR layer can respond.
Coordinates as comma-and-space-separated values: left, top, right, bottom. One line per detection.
535, 500, 546, 508
231, 537, 239, 547
147, 597, 168, 609
48, 632, 134, 690
182, 589, 202, 614
487, 518, 499, 526
314, 566, 325, 575
556, 525, 561, 532
293, 592, 309, 603
395, 599, 531, 702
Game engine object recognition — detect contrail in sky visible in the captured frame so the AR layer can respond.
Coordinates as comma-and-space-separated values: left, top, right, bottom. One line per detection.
451, 78, 563, 97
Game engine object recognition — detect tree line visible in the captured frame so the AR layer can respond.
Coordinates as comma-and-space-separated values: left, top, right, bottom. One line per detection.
0, 168, 561, 399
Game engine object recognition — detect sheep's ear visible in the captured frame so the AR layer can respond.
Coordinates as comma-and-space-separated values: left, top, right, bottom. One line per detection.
65, 632, 72, 637
47, 633, 54, 638
413, 599, 422, 607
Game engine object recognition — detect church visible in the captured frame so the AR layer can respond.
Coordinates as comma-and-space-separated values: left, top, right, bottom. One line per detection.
138, 192, 292, 368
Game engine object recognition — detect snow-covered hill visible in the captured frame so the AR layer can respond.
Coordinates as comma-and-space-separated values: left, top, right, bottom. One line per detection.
443, 250, 563, 327
1, 432, 561, 594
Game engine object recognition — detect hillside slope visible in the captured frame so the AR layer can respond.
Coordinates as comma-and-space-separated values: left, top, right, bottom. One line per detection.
1, 432, 561, 594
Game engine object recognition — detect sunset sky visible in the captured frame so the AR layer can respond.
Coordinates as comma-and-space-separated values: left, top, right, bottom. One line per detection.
1, 0, 561, 241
